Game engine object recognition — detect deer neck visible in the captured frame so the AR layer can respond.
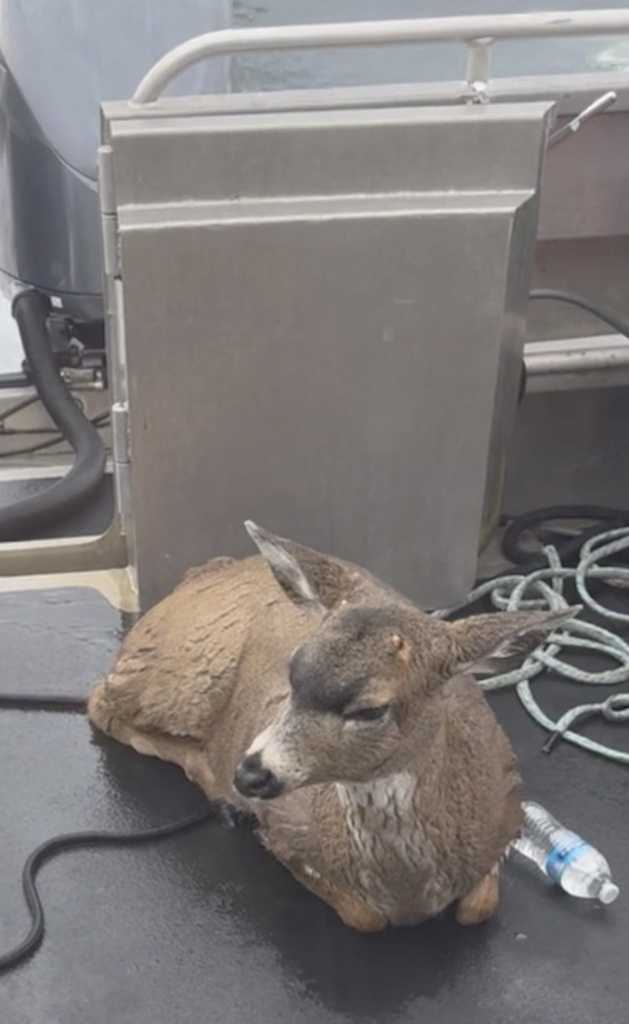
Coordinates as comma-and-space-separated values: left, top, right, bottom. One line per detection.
337, 771, 418, 837
334, 772, 425, 905
335, 715, 447, 865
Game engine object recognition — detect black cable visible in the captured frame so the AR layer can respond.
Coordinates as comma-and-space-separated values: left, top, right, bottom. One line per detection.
1, 412, 109, 437
0, 694, 88, 711
529, 288, 629, 338
0, 810, 215, 974
0, 688, 225, 973
0, 291, 106, 540
1, 407, 108, 436
0, 293, 211, 972
0, 414, 109, 459
0, 394, 40, 423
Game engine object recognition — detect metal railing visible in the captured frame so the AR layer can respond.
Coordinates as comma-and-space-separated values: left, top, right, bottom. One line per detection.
133, 9, 629, 104
524, 335, 629, 392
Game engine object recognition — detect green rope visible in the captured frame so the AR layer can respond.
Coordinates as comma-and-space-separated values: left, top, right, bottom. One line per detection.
436, 529, 629, 765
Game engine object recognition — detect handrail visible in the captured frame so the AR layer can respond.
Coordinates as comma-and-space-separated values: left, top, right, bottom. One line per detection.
133, 10, 629, 104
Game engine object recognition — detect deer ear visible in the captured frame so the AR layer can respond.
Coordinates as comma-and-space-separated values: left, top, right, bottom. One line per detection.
446, 606, 581, 677
245, 521, 348, 609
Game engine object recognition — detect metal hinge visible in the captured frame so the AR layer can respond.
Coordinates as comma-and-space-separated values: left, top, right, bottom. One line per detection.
101, 214, 121, 279
97, 145, 116, 214
111, 401, 130, 463
98, 145, 121, 278
111, 399, 132, 528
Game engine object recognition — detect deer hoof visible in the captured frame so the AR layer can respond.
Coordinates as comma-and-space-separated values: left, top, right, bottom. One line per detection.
334, 893, 388, 933
455, 867, 499, 926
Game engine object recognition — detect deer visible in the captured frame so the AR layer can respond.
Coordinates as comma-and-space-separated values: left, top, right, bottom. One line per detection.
88, 521, 574, 932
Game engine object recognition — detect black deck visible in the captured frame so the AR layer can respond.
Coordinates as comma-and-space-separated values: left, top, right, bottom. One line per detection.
1, 583, 628, 1024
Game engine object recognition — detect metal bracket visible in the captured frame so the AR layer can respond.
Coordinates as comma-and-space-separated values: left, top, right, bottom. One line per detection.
548, 89, 617, 146
465, 37, 493, 104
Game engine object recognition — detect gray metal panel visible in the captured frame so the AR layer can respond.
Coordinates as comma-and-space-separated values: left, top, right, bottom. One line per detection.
118, 191, 534, 608
538, 111, 629, 239
528, 235, 629, 341
105, 96, 549, 609
102, 71, 629, 124
109, 104, 550, 205
506, 386, 629, 514
480, 196, 539, 545
105, 76, 629, 240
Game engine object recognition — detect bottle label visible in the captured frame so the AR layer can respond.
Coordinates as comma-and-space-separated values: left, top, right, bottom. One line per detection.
546, 839, 589, 882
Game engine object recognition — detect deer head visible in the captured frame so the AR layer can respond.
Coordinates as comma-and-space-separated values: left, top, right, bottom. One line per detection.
234, 522, 577, 800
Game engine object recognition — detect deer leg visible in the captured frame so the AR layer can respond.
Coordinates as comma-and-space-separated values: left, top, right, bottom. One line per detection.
286, 861, 387, 933
103, 718, 217, 801
455, 864, 500, 926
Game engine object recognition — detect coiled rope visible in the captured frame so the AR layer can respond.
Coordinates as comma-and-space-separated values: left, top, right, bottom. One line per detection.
436, 528, 629, 764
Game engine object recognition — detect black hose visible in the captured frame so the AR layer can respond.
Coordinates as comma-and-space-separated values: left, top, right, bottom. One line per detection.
529, 288, 629, 338
0, 811, 215, 974
502, 505, 629, 568
0, 290, 106, 541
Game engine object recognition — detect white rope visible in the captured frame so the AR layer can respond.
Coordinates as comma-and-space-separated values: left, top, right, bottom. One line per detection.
436, 529, 629, 765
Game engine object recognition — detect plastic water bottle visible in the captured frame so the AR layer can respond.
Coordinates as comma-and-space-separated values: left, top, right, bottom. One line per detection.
513, 801, 619, 904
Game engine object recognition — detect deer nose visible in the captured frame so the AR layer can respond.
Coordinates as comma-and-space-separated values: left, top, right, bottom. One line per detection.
234, 752, 284, 800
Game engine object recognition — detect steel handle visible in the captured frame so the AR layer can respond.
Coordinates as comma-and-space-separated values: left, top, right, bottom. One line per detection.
547, 89, 617, 146
132, 9, 629, 104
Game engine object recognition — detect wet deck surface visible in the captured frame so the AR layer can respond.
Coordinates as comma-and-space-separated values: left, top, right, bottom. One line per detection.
1, 586, 628, 1024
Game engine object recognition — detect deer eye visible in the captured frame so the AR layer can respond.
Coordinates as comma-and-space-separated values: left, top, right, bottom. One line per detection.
344, 704, 390, 723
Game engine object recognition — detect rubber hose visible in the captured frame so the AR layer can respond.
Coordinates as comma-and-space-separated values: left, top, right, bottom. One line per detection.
502, 505, 629, 568
0, 291, 106, 541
